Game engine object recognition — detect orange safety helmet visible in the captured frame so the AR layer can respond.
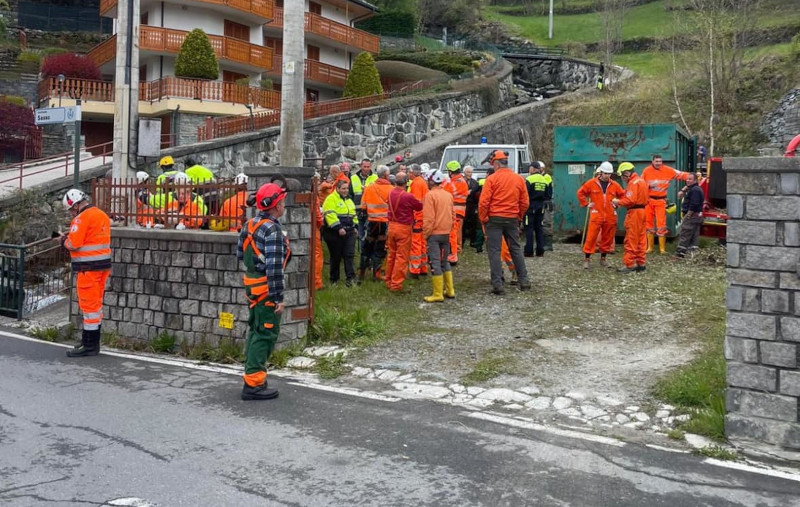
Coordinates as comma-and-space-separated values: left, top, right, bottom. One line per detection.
255, 183, 287, 211
488, 150, 509, 164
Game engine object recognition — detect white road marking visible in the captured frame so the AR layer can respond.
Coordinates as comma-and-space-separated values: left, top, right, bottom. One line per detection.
703, 458, 800, 483
108, 498, 157, 506
465, 411, 626, 447
286, 381, 401, 402
645, 444, 690, 454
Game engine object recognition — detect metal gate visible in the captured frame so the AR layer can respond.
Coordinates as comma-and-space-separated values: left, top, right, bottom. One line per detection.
0, 238, 71, 319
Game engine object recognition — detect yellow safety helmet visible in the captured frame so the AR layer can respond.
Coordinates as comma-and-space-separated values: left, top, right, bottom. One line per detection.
617, 162, 635, 176
446, 160, 461, 172
159, 156, 175, 168
666, 202, 677, 215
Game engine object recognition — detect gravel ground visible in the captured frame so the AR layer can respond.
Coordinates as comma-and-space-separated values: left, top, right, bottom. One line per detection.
350, 240, 726, 406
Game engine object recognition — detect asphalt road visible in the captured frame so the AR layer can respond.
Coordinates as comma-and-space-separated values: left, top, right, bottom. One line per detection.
1, 333, 799, 507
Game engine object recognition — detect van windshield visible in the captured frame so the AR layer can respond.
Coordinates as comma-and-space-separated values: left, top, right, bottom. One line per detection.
441, 147, 518, 176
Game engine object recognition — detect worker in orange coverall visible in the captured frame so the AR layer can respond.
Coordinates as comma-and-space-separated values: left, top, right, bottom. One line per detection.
641, 154, 689, 254
443, 160, 469, 265
577, 161, 624, 269
385, 172, 422, 292
407, 163, 429, 277
612, 162, 649, 273
60, 188, 111, 357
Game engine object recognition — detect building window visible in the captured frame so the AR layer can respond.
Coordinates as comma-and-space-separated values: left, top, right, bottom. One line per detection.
224, 19, 250, 42
309, 1, 321, 15
307, 45, 320, 61
140, 12, 148, 26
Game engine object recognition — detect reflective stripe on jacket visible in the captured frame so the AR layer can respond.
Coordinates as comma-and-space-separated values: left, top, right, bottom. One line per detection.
360, 178, 392, 222
322, 192, 358, 230
641, 164, 689, 198
64, 205, 111, 272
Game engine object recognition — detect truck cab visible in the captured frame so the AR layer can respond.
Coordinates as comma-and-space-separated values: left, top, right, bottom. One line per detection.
439, 144, 532, 180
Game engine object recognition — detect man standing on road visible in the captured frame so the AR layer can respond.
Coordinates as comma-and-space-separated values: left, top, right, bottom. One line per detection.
407, 164, 429, 278
674, 172, 705, 258
385, 172, 422, 292
642, 155, 690, 254
463, 165, 479, 249
237, 183, 289, 401
611, 162, 649, 273
360, 165, 392, 281
524, 162, 550, 258
577, 162, 624, 269
350, 158, 377, 258
60, 189, 111, 357
422, 170, 454, 302
535, 161, 555, 252
444, 160, 469, 265
478, 150, 531, 295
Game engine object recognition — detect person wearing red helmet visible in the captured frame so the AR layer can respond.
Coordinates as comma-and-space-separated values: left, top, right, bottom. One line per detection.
237, 183, 290, 400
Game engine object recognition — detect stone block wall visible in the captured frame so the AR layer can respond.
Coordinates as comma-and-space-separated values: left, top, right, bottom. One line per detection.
70, 167, 314, 349
724, 156, 800, 455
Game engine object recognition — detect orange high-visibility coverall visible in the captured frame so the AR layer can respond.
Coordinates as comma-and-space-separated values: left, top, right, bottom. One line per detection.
210, 190, 248, 232
577, 178, 625, 255
641, 163, 689, 236
314, 206, 324, 290
408, 175, 429, 275
500, 237, 514, 273
617, 173, 650, 268
445, 173, 469, 263
64, 206, 111, 332
385, 187, 423, 291
165, 194, 207, 229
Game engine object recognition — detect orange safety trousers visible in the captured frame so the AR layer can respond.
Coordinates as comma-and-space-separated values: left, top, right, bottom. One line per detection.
583, 218, 617, 255
501, 237, 514, 271
409, 230, 428, 275
447, 216, 464, 263
645, 199, 668, 236
385, 223, 413, 291
76, 270, 110, 331
623, 208, 647, 268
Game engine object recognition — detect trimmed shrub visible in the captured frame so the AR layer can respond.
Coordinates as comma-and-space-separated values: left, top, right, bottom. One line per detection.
375, 50, 474, 75
343, 52, 383, 98
260, 78, 273, 90
17, 51, 42, 64
235, 77, 251, 87
1, 95, 26, 107
174, 29, 219, 80
41, 53, 101, 80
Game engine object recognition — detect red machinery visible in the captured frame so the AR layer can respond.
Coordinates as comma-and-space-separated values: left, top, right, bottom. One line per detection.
697, 157, 727, 241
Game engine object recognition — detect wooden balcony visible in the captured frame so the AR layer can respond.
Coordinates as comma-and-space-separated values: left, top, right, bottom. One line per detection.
88, 26, 273, 71
38, 76, 280, 110
100, 0, 274, 22
266, 8, 379, 54
270, 56, 348, 89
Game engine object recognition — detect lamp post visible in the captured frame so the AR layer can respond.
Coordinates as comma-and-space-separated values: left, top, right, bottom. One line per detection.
57, 74, 65, 107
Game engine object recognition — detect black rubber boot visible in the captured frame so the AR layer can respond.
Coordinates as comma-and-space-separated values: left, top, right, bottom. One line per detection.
241, 382, 279, 401
66, 329, 99, 357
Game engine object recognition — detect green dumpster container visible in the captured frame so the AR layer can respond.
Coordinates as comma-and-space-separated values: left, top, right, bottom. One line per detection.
552, 123, 695, 238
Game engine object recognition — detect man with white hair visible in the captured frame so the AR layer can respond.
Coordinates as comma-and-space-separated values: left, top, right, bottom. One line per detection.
359, 165, 393, 281
407, 163, 429, 278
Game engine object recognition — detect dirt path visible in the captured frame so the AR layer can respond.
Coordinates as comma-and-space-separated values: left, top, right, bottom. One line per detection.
351, 241, 725, 405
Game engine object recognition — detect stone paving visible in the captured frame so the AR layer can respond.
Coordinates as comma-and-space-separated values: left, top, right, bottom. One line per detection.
286, 346, 691, 437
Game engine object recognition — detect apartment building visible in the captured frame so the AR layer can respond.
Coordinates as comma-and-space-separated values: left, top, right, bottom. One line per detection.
37, 0, 378, 148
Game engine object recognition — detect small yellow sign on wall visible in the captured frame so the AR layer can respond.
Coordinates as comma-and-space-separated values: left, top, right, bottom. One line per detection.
218, 312, 234, 329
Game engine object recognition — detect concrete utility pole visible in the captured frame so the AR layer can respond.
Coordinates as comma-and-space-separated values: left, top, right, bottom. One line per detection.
548, 0, 554, 39
279, 0, 305, 167
112, 0, 140, 181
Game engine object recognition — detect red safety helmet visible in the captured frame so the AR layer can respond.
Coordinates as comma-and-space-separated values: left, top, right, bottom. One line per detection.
395, 155, 404, 163
255, 183, 287, 211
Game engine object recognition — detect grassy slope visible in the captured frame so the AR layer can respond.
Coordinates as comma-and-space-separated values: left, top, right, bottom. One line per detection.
486, 0, 800, 47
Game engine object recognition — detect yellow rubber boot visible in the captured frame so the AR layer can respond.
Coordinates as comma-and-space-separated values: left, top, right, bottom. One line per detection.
645, 233, 655, 254
443, 271, 455, 299
423, 275, 444, 303
658, 236, 667, 254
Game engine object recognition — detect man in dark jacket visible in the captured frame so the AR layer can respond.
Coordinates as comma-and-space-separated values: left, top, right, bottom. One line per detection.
675, 172, 705, 258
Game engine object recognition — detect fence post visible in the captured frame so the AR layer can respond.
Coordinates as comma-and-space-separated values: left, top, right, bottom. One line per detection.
17, 247, 25, 320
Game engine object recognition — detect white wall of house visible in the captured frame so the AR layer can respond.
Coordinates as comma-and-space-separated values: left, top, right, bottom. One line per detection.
314, 45, 348, 69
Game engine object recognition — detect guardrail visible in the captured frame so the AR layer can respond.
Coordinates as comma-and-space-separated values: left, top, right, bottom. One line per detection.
0, 237, 70, 320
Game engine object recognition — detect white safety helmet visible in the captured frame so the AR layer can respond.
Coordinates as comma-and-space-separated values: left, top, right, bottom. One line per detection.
598, 161, 614, 174
62, 188, 86, 210
420, 163, 431, 173
234, 173, 249, 185
170, 172, 190, 185
427, 170, 445, 184
136, 171, 150, 183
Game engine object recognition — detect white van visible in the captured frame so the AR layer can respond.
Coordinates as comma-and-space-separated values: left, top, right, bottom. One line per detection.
439, 143, 532, 180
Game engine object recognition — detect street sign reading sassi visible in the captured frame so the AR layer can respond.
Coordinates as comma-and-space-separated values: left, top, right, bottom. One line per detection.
35, 106, 81, 125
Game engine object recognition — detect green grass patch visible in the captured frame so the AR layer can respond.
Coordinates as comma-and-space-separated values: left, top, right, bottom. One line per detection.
375, 49, 477, 75
269, 339, 307, 368
667, 428, 685, 441
461, 352, 517, 386
151, 331, 176, 353
694, 444, 738, 461
179, 336, 244, 364
314, 353, 351, 379
30, 326, 60, 342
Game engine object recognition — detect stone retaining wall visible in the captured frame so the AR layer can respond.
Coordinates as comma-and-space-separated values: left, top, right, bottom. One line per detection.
70, 166, 314, 349
724, 156, 800, 458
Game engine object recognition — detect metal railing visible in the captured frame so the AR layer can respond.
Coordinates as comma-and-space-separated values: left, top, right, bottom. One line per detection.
0, 238, 71, 320
92, 177, 252, 230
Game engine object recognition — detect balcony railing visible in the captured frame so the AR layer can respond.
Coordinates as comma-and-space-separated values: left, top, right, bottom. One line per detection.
38, 76, 280, 110
100, 0, 274, 21
270, 56, 349, 89
266, 9, 379, 54
88, 27, 273, 71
